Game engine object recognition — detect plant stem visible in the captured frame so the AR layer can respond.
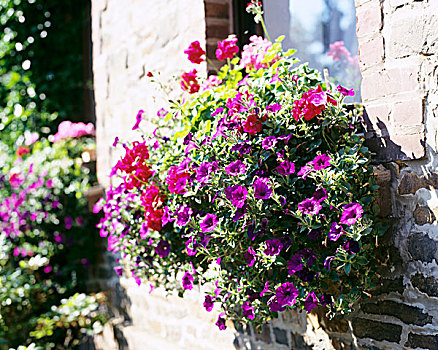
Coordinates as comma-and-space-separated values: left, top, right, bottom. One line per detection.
260, 16, 271, 42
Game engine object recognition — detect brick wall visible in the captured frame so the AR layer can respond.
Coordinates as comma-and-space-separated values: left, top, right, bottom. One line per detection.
91, 0, 438, 349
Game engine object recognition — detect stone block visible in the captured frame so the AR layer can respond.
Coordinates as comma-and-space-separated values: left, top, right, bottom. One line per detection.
411, 273, 438, 297
273, 328, 289, 346
360, 300, 432, 326
413, 204, 436, 225
356, 2, 382, 38
371, 277, 404, 295
352, 318, 402, 343
408, 233, 437, 263
393, 98, 424, 128
398, 171, 428, 195
373, 165, 392, 217
390, 133, 426, 160
359, 36, 384, 68
406, 333, 438, 350
254, 324, 271, 344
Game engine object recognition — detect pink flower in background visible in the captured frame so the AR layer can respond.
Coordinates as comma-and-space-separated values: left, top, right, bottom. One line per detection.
52, 121, 95, 142
216, 36, 239, 61
24, 131, 39, 145
9, 173, 24, 188
337, 85, 355, 96
184, 41, 205, 64
132, 110, 144, 130
241, 35, 276, 70
327, 41, 351, 62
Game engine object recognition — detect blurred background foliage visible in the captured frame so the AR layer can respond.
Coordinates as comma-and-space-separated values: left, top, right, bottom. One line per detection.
0, 0, 92, 148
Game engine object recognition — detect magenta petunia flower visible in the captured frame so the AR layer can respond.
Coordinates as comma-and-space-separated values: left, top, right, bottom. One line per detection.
312, 187, 327, 202
328, 222, 344, 241
260, 281, 270, 297
276, 161, 295, 175
182, 271, 194, 290
245, 247, 256, 267
298, 198, 322, 216
340, 203, 363, 225
185, 236, 198, 256
203, 295, 214, 312
343, 240, 360, 254
225, 185, 248, 208
268, 296, 287, 312
275, 282, 299, 306
304, 292, 318, 313
132, 109, 144, 131
196, 162, 213, 183
261, 136, 277, 150
215, 315, 227, 330
176, 205, 193, 227
337, 85, 355, 96
297, 165, 313, 179
225, 160, 246, 176
242, 302, 255, 320
200, 213, 218, 233
264, 239, 284, 256
311, 154, 332, 170
253, 178, 273, 199
266, 103, 282, 113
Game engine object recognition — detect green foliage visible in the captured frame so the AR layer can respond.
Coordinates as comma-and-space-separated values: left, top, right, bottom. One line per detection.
0, 0, 90, 147
98, 31, 385, 328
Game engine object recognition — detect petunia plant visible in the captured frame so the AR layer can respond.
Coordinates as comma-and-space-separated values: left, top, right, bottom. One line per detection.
96, 1, 385, 329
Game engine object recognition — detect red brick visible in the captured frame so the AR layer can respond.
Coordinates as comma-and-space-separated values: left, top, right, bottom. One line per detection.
206, 23, 230, 39
356, 2, 382, 38
359, 35, 384, 68
205, 2, 229, 19
393, 99, 424, 127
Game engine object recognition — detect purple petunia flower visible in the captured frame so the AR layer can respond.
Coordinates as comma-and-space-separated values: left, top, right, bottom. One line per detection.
311, 154, 332, 170
161, 206, 174, 226
313, 187, 327, 202
253, 178, 273, 199
182, 271, 194, 290
176, 205, 193, 227
266, 103, 282, 112
298, 198, 322, 216
287, 253, 304, 275
275, 282, 299, 306
260, 281, 270, 297
233, 204, 247, 222
304, 292, 318, 313
343, 240, 360, 254
225, 160, 246, 176
216, 315, 227, 330
278, 134, 292, 144
196, 162, 213, 183
336, 85, 355, 96
64, 217, 74, 229
132, 109, 144, 130
185, 236, 198, 256
114, 266, 123, 276
340, 203, 363, 225
200, 213, 218, 233
276, 161, 295, 175
231, 142, 251, 155
264, 239, 284, 256
297, 165, 313, 179
245, 247, 256, 267
156, 240, 171, 257
203, 295, 214, 312
242, 302, 255, 320
112, 137, 119, 147
261, 136, 277, 150
225, 185, 248, 208
268, 296, 287, 312
328, 222, 344, 241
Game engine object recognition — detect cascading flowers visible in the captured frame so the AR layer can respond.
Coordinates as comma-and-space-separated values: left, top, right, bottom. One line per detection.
96, 1, 385, 330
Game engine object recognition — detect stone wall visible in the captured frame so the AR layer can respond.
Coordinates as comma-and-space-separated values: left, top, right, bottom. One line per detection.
91, 0, 438, 349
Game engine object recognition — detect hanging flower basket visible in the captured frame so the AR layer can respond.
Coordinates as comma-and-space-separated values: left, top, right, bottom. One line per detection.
96, 2, 386, 329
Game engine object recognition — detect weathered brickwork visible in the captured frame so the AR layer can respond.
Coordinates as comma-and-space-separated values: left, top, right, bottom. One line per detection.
91, 0, 438, 349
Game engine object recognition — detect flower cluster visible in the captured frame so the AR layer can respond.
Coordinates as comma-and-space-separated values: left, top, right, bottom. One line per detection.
51, 120, 95, 143
97, 7, 382, 330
